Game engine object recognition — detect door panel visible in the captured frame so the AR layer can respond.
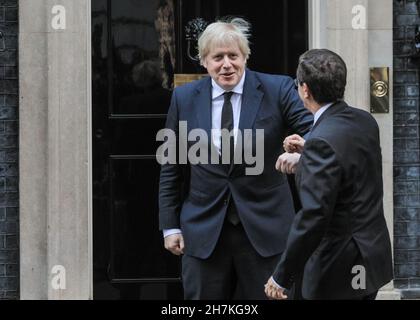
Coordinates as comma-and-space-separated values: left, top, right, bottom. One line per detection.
93, 0, 181, 300
109, 157, 180, 280
92, 0, 307, 300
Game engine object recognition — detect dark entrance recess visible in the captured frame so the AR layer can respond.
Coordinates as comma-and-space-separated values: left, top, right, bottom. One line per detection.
92, 0, 308, 299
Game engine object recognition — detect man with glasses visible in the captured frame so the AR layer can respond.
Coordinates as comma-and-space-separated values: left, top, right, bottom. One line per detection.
265, 49, 393, 300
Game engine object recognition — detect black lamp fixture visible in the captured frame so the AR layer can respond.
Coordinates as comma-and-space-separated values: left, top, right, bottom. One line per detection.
413, 25, 420, 58
411, 0, 420, 59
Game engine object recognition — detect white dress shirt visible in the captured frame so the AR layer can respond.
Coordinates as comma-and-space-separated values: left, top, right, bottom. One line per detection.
313, 102, 333, 125
163, 72, 246, 238
210, 71, 245, 152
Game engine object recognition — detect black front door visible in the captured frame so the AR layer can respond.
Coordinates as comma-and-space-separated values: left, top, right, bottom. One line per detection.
92, 0, 307, 300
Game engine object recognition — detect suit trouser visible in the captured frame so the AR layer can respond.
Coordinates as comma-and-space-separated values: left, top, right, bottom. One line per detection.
181, 219, 290, 300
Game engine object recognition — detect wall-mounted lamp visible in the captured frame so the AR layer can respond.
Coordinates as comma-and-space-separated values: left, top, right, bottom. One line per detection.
408, 24, 420, 69
411, 0, 420, 59
413, 25, 420, 58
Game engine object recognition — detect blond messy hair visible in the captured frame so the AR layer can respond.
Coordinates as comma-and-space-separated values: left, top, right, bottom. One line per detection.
198, 17, 251, 65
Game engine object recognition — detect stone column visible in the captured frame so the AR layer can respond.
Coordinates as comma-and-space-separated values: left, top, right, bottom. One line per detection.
309, 0, 399, 299
19, 0, 92, 299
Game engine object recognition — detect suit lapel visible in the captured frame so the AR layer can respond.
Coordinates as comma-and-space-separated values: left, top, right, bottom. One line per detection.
194, 76, 213, 138
230, 71, 264, 175
238, 70, 264, 131
193, 76, 225, 173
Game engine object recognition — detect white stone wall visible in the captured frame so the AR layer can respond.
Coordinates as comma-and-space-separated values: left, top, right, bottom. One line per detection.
309, 0, 398, 299
19, 0, 92, 299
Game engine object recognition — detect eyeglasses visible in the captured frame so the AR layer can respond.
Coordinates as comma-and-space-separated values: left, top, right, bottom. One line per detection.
294, 78, 301, 89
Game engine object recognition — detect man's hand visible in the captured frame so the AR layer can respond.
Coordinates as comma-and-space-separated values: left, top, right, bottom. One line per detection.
164, 233, 184, 256
276, 152, 301, 174
264, 277, 288, 300
283, 134, 305, 154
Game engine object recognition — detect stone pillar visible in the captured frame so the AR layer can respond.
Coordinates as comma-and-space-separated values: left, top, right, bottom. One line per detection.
19, 0, 92, 299
309, 0, 399, 299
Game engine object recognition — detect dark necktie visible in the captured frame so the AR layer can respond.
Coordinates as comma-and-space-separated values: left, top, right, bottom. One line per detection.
221, 91, 240, 226
221, 91, 235, 166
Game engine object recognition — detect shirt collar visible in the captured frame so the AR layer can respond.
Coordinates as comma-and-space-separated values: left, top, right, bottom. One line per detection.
211, 70, 246, 99
313, 102, 334, 125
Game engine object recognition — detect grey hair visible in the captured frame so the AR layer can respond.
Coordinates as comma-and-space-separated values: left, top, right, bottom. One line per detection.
197, 17, 251, 64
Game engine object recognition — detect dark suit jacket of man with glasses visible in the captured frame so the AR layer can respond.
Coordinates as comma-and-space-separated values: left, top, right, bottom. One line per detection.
265, 49, 393, 300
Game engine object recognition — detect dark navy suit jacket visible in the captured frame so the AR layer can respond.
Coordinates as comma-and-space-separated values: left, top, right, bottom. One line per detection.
159, 70, 313, 259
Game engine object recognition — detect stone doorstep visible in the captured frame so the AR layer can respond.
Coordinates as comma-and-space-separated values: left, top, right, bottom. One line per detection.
376, 289, 402, 300
399, 289, 420, 300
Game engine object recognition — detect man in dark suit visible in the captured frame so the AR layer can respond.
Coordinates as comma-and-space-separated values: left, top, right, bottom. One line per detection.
265, 49, 393, 300
158, 17, 312, 299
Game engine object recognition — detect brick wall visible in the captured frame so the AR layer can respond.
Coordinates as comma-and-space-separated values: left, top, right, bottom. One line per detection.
394, 0, 420, 299
0, 0, 18, 300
